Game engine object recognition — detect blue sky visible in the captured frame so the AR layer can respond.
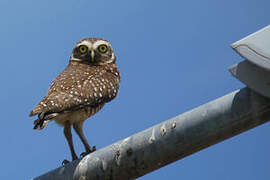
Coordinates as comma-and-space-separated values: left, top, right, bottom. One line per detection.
0, 0, 269, 179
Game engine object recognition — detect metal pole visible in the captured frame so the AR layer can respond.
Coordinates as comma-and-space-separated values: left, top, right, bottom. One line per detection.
32, 87, 270, 180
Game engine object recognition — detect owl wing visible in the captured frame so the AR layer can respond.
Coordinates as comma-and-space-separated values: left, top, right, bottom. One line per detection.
29, 63, 120, 117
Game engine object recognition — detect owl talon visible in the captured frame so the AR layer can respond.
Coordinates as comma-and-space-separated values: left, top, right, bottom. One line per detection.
80, 146, 97, 157
62, 159, 70, 165
91, 146, 96, 152
80, 152, 88, 158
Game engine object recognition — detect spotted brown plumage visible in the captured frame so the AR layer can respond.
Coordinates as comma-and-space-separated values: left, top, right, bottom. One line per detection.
29, 38, 120, 163
30, 63, 120, 117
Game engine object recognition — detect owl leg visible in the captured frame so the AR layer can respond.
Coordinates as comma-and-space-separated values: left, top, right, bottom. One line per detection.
73, 122, 96, 157
63, 121, 78, 163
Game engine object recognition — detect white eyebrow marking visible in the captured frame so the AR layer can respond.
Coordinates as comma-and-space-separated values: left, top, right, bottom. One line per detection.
93, 40, 111, 49
76, 41, 93, 50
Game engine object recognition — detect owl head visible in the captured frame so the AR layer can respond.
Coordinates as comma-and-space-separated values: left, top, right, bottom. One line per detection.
71, 38, 116, 65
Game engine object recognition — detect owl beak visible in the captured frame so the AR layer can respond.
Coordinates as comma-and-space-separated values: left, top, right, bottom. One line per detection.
90, 50, 95, 62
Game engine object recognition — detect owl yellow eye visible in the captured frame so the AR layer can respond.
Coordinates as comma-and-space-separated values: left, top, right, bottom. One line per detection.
98, 44, 108, 53
79, 45, 88, 54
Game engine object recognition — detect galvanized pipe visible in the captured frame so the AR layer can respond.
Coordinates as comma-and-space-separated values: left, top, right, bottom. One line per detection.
32, 87, 270, 180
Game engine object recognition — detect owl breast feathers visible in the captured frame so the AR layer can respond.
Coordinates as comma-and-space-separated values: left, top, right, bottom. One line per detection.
29, 61, 120, 122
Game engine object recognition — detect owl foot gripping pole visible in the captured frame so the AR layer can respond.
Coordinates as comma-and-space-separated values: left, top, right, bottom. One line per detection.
32, 25, 270, 180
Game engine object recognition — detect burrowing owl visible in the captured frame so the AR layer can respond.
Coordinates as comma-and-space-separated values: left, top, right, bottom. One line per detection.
29, 38, 120, 163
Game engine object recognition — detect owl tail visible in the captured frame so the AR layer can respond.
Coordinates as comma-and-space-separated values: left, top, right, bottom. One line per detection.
33, 112, 58, 130
33, 119, 51, 130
